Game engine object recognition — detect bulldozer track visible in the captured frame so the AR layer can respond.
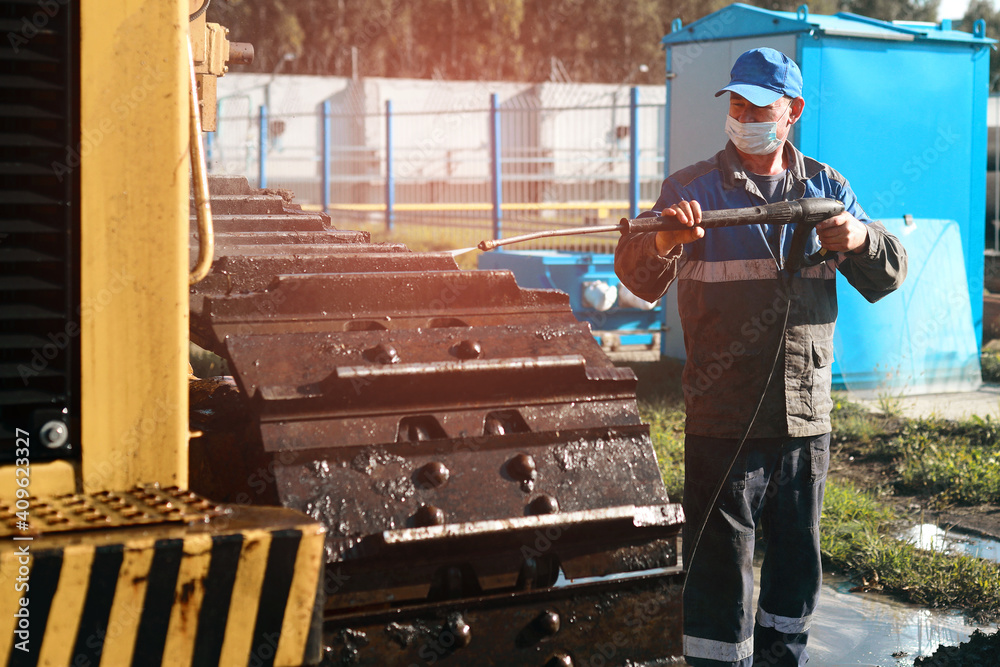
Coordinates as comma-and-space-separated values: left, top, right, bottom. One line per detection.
189, 175, 684, 666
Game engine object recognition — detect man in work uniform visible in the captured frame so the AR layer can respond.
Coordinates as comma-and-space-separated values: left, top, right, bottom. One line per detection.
614, 48, 907, 666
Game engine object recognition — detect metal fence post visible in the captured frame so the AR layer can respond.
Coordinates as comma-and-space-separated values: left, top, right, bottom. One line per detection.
490, 93, 502, 242
258, 104, 268, 188
322, 100, 331, 214
629, 86, 640, 220
386, 99, 395, 232
661, 47, 675, 360
205, 130, 214, 173
206, 99, 221, 173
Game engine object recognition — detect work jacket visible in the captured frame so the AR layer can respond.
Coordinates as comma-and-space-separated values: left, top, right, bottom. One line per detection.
615, 141, 907, 438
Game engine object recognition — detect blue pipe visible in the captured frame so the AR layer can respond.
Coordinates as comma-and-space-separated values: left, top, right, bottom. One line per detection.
205, 130, 214, 173
386, 99, 395, 232
258, 104, 267, 188
206, 99, 221, 173
490, 93, 502, 243
661, 48, 673, 359
629, 86, 640, 219
321, 100, 331, 213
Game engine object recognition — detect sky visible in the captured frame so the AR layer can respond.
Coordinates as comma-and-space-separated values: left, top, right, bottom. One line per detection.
938, 0, 969, 20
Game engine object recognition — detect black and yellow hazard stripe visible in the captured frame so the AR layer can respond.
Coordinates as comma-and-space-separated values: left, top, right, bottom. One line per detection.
0, 506, 324, 667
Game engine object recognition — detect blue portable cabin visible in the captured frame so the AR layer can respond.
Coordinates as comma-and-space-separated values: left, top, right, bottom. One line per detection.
660, 4, 994, 393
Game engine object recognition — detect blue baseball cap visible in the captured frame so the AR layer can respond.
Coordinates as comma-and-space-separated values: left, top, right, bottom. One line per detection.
715, 47, 803, 106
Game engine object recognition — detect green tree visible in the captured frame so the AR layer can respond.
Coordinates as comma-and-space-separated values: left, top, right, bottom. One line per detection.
210, 0, 964, 83
844, 0, 938, 21
748, 0, 938, 21
208, 0, 306, 73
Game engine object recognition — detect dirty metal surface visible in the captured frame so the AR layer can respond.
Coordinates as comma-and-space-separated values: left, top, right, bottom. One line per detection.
189, 175, 685, 664
321, 507, 682, 611
271, 425, 667, 544
321, 568, 684, 667
225, 321, 638, 450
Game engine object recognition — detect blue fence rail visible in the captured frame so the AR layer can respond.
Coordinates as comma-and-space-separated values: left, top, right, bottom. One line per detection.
210, 87, 666, 252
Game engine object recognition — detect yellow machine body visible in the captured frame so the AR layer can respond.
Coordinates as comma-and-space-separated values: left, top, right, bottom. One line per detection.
77, 1, 191, 494
0, 2, 325, 664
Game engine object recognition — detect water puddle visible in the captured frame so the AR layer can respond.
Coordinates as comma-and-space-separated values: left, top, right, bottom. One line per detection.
808, 576, 993, 667
809, 523, 999, 664
900, 523, 1000, 563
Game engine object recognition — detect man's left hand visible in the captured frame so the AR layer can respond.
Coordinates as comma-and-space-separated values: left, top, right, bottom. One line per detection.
815, 212, 869, 254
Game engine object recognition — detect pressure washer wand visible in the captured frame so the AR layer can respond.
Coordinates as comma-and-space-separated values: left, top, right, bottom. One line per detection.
477, 198, 844, 271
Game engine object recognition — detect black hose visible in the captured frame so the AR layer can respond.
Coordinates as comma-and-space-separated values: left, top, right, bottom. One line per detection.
190, 0, 211, 22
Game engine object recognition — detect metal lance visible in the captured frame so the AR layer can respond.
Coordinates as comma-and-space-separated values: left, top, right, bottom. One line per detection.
475, 198, 845, 273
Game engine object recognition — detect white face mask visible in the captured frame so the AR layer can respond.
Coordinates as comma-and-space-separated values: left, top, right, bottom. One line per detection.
724, 103, 791, 155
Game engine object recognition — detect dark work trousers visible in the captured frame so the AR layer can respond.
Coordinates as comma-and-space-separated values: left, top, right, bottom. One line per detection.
681, 433, 830, 666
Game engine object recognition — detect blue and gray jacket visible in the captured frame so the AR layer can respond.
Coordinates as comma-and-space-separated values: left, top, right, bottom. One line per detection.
615, 141, 907, 438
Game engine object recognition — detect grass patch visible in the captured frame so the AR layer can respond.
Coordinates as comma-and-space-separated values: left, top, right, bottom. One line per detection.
638, 401, 685, 500
830, 392, 892, 446
983, 350, 1000, 383
891, 417, 1000, 504
189, 342, 229, 377
837, 414, 1000, 505
626, 357, 687, 500
822, 480, 1000, 622
830, 393, 1000, 505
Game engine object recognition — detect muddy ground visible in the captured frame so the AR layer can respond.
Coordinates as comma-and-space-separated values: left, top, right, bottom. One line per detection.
829, 434, 1000, 666
829, 440, 1000, 542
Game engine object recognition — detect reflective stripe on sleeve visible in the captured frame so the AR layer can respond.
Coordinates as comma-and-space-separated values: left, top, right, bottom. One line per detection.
679, 258, 777, 282
800, 262, 838, 280
679, 258, 837, 283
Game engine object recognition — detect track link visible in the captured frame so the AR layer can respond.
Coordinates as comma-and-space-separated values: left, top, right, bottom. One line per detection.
189, 176, 684, 666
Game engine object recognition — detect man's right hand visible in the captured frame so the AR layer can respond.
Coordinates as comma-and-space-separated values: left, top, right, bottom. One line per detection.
654, 200, 704, 255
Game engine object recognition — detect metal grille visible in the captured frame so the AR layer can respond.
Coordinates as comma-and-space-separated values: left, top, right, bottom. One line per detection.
0, 0, 79, 462
0, 485, 224, 537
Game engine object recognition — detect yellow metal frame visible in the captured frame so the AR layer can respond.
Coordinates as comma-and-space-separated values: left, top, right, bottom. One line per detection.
76, 1, 190, 492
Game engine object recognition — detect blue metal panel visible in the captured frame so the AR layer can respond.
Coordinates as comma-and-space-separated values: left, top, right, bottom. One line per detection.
478, 251, 664, 346
662, 3, 993, 47
796, 37, 989, 343
833, 218, 981, 392
661, 4, 811, 46
969, 42, 990, 342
